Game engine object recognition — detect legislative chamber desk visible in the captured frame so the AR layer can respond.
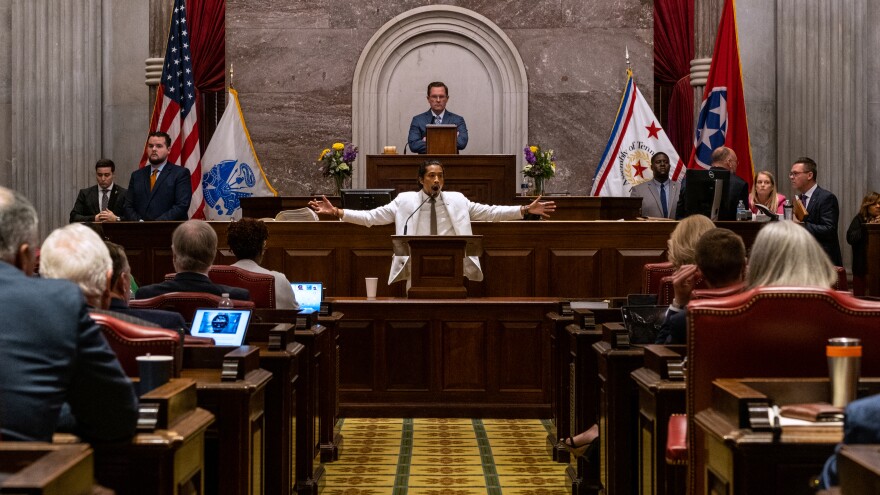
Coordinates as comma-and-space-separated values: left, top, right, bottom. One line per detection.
99, 221, 765, 298
331, 297, 557, 418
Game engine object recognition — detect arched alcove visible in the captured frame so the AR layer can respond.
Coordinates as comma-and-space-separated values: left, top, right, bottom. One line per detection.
352, 6, 528, 188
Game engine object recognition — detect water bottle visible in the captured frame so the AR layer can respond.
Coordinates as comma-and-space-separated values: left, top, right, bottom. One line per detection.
783, 200, 793, 220
218, 293, 233, 308
736, 200, 749, 221
521, 182, 529, 197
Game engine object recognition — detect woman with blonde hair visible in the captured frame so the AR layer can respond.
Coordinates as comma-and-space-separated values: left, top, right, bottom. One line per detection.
749, 171, 786, 214
846, 191, 880, 295
667, 215, 715, 268
746, 221, 837, 288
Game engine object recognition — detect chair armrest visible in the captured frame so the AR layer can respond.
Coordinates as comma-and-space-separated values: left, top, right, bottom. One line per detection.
665, 414, 688, 465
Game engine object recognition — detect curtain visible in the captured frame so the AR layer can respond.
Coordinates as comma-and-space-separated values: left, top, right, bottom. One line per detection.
187, 0, 226, 148
654, 0, 694, 161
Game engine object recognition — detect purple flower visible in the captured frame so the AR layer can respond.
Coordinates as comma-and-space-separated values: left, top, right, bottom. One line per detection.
342, 144, 358, 163
523, 147, 537, 165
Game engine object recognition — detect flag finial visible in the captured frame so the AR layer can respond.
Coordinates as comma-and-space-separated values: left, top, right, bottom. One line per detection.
229, 63, 235, 90
625, 46, 630, 69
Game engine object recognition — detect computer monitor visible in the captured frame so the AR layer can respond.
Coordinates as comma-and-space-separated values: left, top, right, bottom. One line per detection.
291, 282, 323, 314
341, 189, 396, 210
684, 169, 730, 221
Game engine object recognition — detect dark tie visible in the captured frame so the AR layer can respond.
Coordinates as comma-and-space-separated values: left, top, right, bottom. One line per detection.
433, 115, 441, 125
800, 193, 808, 208
101, 189, 109, 211
660, 183, 668, 218
429, 197, 438, 235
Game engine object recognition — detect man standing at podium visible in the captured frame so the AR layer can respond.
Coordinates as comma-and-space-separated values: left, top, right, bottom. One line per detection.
309, 160, 555, 284
407, 82, 468, 154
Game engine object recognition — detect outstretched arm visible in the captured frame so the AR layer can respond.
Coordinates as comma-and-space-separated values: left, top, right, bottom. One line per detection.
309, 195, 344, 219
523, 196, 556, 219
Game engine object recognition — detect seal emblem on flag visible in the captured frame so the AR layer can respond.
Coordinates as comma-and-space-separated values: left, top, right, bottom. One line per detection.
202, 159, 256, 216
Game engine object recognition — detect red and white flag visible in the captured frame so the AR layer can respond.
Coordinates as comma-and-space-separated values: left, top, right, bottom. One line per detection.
138, 0, 204, 219
591, 69, 684, 197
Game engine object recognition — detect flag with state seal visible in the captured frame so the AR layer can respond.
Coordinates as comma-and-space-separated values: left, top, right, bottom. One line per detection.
201, 88, 277, 220
591, 69, 684, 197
687, 0, 754, 189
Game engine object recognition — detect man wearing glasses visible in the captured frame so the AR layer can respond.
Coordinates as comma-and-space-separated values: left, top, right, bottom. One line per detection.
407, 81, 468, 154
789, 157, 842, 265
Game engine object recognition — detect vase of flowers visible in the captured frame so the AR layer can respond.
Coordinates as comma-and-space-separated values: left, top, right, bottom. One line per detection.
319, 142, 358, 196
522, 145, 556, 196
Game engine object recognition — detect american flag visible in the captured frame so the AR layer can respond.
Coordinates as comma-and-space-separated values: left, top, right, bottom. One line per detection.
139, 0, 204, 219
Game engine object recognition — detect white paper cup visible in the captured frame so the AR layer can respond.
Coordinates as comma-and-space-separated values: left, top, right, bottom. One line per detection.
365, 277, 378, 299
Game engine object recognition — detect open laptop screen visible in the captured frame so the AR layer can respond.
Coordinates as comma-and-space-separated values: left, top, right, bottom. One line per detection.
291, 282, 323, 313
190, 308, 252, 346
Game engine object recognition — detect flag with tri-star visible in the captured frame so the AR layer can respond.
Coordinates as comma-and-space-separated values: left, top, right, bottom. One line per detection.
591, 69, 684, 197
137, 0, 205, 219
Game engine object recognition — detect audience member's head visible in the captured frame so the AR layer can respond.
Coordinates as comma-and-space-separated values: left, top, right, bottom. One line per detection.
694, 228, 746, 287
711, 146, 738, 173
105, 241, 132, 301
0, 186, 39, 275
746, 221, 836, 288
667, 215, 715, 269
227, 218, 268, 262
40, 224, 112, 309
857, 191, 880, 222
172, 220, 217, 274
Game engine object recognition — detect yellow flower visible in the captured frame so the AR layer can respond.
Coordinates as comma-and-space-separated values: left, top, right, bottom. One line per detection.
338, 163, 350, 172
332, 142, 345, 151
529, 145, 538, 153
318, 148, 330, 160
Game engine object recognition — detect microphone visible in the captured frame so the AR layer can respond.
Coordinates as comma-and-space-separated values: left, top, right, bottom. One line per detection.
403, 186, 439, 235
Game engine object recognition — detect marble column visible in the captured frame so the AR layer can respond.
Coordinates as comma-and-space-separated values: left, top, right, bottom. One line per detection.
146, 0, 173, 112
690, 0, 724, 118
11, 0, 103, 238
0, 1, 11, 188
868, 0, 880, 193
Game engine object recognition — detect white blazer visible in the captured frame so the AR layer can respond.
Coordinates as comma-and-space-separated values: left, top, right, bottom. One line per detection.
342, 190, 523, 284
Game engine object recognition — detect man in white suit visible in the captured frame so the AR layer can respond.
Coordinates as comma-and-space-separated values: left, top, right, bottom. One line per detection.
630, 152, 680, 219
309, 160, 555, 284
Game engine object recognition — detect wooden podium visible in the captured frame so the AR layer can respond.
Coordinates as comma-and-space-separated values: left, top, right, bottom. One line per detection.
393, 235, 482, 298
425, 124, 458, 154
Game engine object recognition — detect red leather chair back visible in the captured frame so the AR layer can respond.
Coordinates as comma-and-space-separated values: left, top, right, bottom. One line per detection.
657, 275, 706, 306
90, 312, 182, 377
164, 266, 276, 308
129, 292, 255, 322
834, 266, 848, 291
686, 287, 880, 491
642, 262, 675, 294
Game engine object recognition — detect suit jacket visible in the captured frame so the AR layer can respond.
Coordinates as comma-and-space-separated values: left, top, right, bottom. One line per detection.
802, 186, 843, 266
407, 110, 468, 154
630, 180, 680, 219
0, 262, 137, 442
846, 214, 869, 276
134, 271, 250, 301
819, 394, 880, 488
655, 308, 687, 345
675, 166, 750, 221
123, 163, 192, 221
108, 297, 187, 330
342, 190, 522, 283
69, 184, 127, 222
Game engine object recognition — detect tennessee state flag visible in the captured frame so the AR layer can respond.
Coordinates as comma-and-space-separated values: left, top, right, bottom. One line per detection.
688, 0, 754, 189
591, 69, 684, 197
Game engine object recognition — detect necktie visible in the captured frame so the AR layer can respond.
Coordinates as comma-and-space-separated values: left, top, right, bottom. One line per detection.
101, 189, 109, 211
429, 196, 438, 235
150, 168, 158, 190
800, 193, 808, 208
660, 183, 668, 218
434, 115, 441, 125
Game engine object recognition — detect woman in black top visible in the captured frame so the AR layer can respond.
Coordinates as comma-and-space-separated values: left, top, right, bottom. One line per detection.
846, 192, 880, 296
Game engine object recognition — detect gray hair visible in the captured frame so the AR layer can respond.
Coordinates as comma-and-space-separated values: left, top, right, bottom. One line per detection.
0, 187, 38, 263
172, 220, 217, 273
40, 224, 112, 301
746, 221, 837, 289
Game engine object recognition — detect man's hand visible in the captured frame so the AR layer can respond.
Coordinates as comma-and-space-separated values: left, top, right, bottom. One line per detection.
671, 264, 700, 308
95, 210, 117, 222
524, 195, 557, 219
308, 195, 339, 217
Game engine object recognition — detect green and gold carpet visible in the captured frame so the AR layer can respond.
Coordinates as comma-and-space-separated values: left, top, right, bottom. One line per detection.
324, 418, 569, 495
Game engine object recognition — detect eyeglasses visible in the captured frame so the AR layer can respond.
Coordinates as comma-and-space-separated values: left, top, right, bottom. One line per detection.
428, 95, 447, 101
789, 171, 807, 177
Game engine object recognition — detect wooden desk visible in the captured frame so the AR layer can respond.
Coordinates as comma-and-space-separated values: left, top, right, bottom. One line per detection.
0, 443, 96, 494
631, 345, 687, 495
292, 325, 328, 495
240, 196, 341, 221
366, 154, 516, 205
317, 312, 343, 462
332, 297, 556, 418
839, 445, 880, 494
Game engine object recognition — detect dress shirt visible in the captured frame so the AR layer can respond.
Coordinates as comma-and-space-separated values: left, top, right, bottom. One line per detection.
415, 191, 453, 235
98, 184, 116, 208
431, 111, 446, 124
800, 183, 818, 209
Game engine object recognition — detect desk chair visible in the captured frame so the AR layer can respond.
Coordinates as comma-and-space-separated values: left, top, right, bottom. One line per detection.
129, 292, 255, 322
162, 266, 276, 308
643, 261, 675, 295
89, 312, 181, 377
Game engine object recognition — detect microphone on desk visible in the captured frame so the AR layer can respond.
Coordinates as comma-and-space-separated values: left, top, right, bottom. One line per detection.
403, 186, 439, 235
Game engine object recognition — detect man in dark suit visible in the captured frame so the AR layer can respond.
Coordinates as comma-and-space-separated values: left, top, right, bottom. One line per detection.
69, 158, 127, 222
676, 146, 750, 221
124, 131, 192, 221
0, 186, 137, 443
135, 220, 250, 301
790, 156, 843, 266
407, 81, 468, 154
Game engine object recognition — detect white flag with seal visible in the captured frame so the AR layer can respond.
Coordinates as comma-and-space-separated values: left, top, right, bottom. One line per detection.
201, 88, 277, 220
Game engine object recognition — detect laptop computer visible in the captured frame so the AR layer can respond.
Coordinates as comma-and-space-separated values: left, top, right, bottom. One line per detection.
190, 308, 252, 347
291, 282, 323, 314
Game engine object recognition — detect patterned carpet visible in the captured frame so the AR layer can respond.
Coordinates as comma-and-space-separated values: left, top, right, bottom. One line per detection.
324, 418, 569, 495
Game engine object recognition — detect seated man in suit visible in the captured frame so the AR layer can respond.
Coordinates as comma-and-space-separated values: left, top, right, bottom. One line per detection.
675, 146, 750, 221
0, 186, 137, 443
309, 160, 555, 284
226, 218, 299, 310
123, 131, 192, 221
135, 220, 250, 300
789, 156, 843, 266
407, 81, 468, 154
630, 152, 680, 219
69, 158, 127, 222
